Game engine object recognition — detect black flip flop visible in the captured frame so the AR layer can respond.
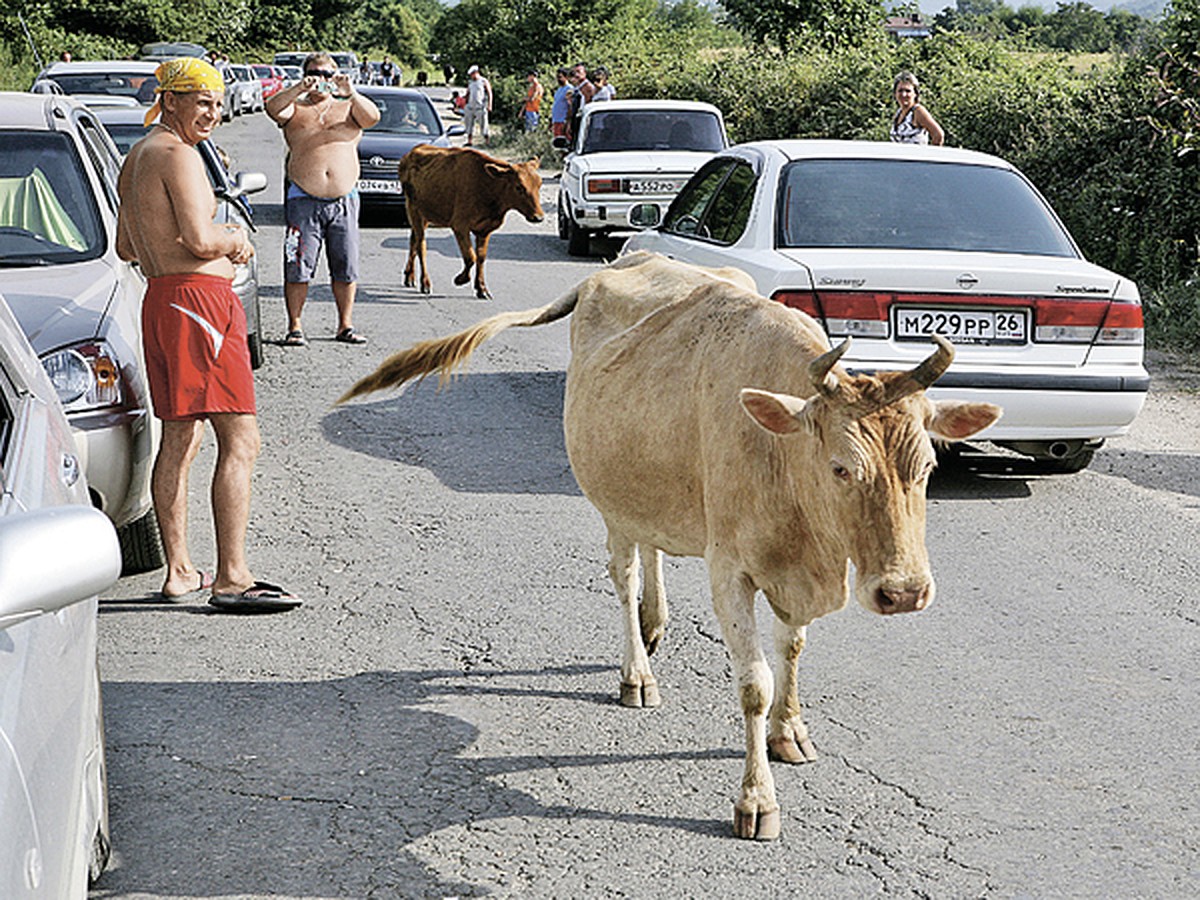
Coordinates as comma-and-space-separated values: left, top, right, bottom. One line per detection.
209, 581, 302, 614
335, 327, 367, 344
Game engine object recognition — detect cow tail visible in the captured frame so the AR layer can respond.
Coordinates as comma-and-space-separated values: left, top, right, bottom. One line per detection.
337, 287, 579, 404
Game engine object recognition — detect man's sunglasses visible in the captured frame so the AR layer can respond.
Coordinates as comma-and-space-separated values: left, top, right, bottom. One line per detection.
306, 69, 336, 78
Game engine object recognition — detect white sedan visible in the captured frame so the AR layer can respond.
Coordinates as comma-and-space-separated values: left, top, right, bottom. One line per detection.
625, 140, 1148, 472
557, 99, 727, 256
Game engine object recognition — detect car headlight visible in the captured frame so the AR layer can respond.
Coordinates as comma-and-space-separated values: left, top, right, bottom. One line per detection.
42, 342, 124, 410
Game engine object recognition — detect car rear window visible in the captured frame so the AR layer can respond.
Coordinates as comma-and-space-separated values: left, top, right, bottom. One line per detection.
48, 72, 158, 104
0, 131, 105, 265
582, 110, 725, 154
778, 158, 1077, 257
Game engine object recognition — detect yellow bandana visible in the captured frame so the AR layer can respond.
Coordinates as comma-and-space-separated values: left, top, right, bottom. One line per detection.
143, 57, 225, 125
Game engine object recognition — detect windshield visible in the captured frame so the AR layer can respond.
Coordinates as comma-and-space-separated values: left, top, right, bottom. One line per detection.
372, 97, 442, 136
0, 131, 105, 265
102, 123, 148, 156
48, 71, 158, 104
582, 110, 724, 154
779, 158, 1077, 256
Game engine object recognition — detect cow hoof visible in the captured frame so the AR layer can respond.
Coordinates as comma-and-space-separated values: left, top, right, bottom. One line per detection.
619, 681, 661, 708
733, 805, 781, 841
404, 275, 415, 288
420, 284, 431, 295
454, 272, 470, 286
768, 735, 818, 764
476, 289, 493, 301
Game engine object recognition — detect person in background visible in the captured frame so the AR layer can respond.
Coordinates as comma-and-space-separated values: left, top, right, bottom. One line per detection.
523, 69, 544, 132
890, 71, 943, 146
116, 57, 300, 613
591, 66, 615, 102
267, 52, 380, 346
550, 68, 572, 139
566, 62, 596, 143
463, 64, 493, 146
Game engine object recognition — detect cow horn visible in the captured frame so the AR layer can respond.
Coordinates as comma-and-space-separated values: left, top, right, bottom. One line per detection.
908, 334, 955, 387
878, 334, 955, 407
809, 338, 851, 397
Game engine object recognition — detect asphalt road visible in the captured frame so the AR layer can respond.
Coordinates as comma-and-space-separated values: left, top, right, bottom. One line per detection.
92, 107, 1200, 899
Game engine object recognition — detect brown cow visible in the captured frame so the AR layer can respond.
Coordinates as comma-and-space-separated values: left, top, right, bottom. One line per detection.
340, 252, 1001, 840
398, 145, 544, 300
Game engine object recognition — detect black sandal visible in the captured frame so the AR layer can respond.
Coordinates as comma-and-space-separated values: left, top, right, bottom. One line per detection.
335, 327, 367, 344
282, 330, 307, 347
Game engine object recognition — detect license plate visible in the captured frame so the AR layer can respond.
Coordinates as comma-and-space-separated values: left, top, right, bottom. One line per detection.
357, 179, 402, 194
894, 307, 1028, 344
626, 178, 686, 195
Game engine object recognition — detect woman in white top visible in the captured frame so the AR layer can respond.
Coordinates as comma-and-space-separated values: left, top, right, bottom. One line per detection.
890, 71, 944, 146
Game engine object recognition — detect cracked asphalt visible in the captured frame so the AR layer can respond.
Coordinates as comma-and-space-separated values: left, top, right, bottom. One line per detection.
92, 111, 1200, 899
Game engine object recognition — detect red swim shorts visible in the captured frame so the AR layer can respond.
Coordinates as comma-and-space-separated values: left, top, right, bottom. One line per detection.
142, 273, 255, 421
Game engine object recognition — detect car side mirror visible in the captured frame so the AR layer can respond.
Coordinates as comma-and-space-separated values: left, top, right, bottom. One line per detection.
0, 506, 121, 626
446, 124, 466, 137
552, 136, 570, 153
231, 171, 268, 197
629, 203, 662, 229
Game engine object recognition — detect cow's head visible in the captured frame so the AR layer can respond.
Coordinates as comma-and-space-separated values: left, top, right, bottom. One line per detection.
485, 157, 545, 224
740, 336, 1001, 616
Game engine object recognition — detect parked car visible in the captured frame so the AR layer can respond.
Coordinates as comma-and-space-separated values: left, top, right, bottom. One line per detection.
354, 86, 464, 219
330, 51, 361, 82
91, 106, 268, 369
30, 60, 160, 108
279, 65, 303, 88
140, 41, 206, 60
0, 91, 165, 570
0, 288, 122, 895
226, 63, 264, 115
624, 140, 1149, 472
556, 99, 727, 256
251, 63, 284, 99
273, 51, 312, 70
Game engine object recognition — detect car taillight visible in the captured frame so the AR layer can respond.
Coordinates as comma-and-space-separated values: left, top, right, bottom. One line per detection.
587, 178, 621, 194
771, 290, 889, 338
1097, 300, 1144, 345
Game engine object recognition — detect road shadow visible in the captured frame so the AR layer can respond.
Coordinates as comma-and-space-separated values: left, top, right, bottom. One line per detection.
1090, 448, 1200, 499
322, 370, 581, 496
92, 665, 739, 898
379, 230, 579, 263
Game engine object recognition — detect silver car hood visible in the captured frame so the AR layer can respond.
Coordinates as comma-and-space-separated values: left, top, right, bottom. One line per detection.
0, 259, 118, 355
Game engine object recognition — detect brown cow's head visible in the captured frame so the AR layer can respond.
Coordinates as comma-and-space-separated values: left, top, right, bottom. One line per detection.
740, 336, 1001, 617
485, 158, 545, 224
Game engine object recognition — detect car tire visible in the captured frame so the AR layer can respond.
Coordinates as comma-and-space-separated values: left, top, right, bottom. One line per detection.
566, 218, 590, 257
117, 508, 166, 575
557, 197, 570, 240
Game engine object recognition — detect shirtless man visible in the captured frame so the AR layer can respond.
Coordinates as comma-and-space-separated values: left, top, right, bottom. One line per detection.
267, 52, 380, 346
117, 57, 299, 613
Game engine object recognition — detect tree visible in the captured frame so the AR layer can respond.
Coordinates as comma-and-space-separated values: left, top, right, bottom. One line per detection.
718, 0, 885, 51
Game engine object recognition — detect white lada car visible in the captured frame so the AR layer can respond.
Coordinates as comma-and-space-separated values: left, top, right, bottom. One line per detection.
624, 140, 1148, 473
556, 99, 727, 256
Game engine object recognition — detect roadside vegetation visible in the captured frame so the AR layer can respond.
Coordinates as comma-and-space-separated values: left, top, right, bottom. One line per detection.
3, 0, 1200, 349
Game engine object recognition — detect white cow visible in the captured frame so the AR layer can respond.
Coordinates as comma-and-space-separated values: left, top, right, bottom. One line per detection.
341, 252, 1001, 839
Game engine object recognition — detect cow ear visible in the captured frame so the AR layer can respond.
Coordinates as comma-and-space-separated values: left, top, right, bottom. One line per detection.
484, 162, 509, 179
927, 400, 1002, 440
526, 156, 541, 167
740, 388, 809, 435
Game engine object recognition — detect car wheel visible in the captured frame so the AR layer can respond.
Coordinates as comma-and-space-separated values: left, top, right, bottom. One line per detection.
566, 218, 590, 257
557, 197, 570, 240
248, 290, 264, 370
117, 508, 166, 575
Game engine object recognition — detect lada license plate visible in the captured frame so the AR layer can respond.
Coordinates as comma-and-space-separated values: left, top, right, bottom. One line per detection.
626, 178, 686, 195
357, 179, 402, 194
894, 307, 1027, 344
